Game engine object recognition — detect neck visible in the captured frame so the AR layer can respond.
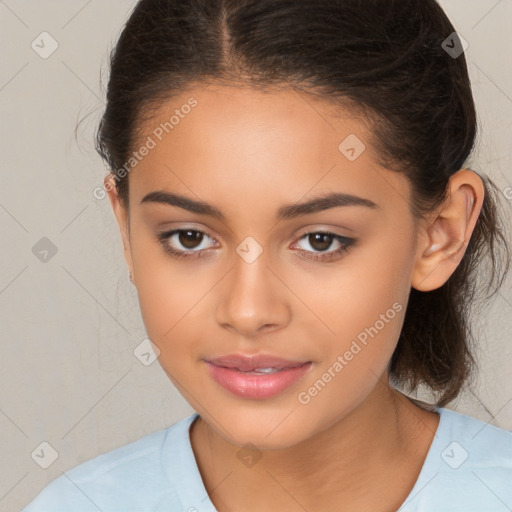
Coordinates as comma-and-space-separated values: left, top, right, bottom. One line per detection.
189, 383, 439, 512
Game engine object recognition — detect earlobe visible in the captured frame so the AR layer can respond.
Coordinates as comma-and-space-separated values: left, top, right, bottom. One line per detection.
411, 169, 484, 292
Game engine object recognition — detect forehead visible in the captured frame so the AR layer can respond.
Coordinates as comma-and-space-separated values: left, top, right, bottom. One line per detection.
129, 83, 411, 218
137, 83, 369, 156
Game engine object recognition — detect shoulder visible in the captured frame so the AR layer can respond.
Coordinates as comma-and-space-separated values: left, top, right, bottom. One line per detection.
21, 413, 199, 512
438, 406, 512, 464
401, 407, 512, 512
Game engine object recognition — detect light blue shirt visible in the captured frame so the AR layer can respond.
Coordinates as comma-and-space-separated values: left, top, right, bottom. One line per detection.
22, 406, 512, 511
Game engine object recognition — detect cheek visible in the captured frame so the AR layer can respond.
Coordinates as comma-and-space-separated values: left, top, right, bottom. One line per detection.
294, 243, 412, 421
130, 240, 212, 358
291, 233, 414, 345
136, 277, 207, 387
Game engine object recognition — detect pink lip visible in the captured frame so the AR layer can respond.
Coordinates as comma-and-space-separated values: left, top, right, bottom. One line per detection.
206, 353, 309, 371
204, 353, 312, 399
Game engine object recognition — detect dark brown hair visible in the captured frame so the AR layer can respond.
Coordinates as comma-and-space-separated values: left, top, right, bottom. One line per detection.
96, 0, 510, 408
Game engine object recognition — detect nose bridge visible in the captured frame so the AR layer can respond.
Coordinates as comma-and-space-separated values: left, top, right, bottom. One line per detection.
215, 240, 290, 335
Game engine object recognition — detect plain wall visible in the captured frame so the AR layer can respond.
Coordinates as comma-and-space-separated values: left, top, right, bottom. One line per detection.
0, 1, 511, 510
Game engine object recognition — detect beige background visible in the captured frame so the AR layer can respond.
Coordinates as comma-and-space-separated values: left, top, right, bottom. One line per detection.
1, 1, 511, 510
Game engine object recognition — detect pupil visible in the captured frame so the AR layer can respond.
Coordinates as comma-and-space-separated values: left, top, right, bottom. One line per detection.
179, 230, 202, 249
309, 233, 332, 252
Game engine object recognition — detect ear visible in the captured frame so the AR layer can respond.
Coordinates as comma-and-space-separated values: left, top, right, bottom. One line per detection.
411, 169, 485, 292
104, 175, 135, 284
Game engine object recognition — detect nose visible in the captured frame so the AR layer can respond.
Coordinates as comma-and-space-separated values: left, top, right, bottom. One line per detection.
215, 249, 291, 338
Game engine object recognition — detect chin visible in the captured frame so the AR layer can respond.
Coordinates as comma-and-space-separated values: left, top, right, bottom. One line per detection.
203, 405, 315, 451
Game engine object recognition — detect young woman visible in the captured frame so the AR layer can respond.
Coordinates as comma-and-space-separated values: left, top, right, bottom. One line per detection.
23, 0, 512, 511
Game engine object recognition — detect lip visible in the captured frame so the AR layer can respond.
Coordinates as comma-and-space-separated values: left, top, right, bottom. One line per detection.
206, 353, 310, 371
204, 353, 313, 399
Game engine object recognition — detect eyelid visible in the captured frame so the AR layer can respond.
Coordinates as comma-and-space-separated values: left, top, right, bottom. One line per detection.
294, 225, 355, 238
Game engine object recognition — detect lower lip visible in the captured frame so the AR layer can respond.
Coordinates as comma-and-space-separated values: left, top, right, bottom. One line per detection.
204, 361, 312, 399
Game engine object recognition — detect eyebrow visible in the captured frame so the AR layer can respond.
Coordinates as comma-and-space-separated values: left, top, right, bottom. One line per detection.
140, 190, 379, 222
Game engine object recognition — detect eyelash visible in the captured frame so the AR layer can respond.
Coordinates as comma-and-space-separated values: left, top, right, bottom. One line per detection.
156, 229, 356, 262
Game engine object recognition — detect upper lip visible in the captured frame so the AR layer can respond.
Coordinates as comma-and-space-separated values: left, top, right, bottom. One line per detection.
205, 353, 311, 371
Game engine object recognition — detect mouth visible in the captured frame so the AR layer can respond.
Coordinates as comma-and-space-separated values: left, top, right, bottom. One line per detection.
203, 354, 313, 399
221, 367, 296, 375
205, 353, 311, 372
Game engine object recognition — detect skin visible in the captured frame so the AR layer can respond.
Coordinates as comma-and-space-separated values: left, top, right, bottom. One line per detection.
105, 83, 484, 511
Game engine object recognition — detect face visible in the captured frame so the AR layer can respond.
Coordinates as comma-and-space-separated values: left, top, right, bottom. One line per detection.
107, 84, 423, 449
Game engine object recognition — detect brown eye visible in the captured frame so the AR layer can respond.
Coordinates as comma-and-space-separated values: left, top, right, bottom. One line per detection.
307, 233, 335, 252
292, 231, 356, 263
179, 230, 204, 249
156, 229, 217, 259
